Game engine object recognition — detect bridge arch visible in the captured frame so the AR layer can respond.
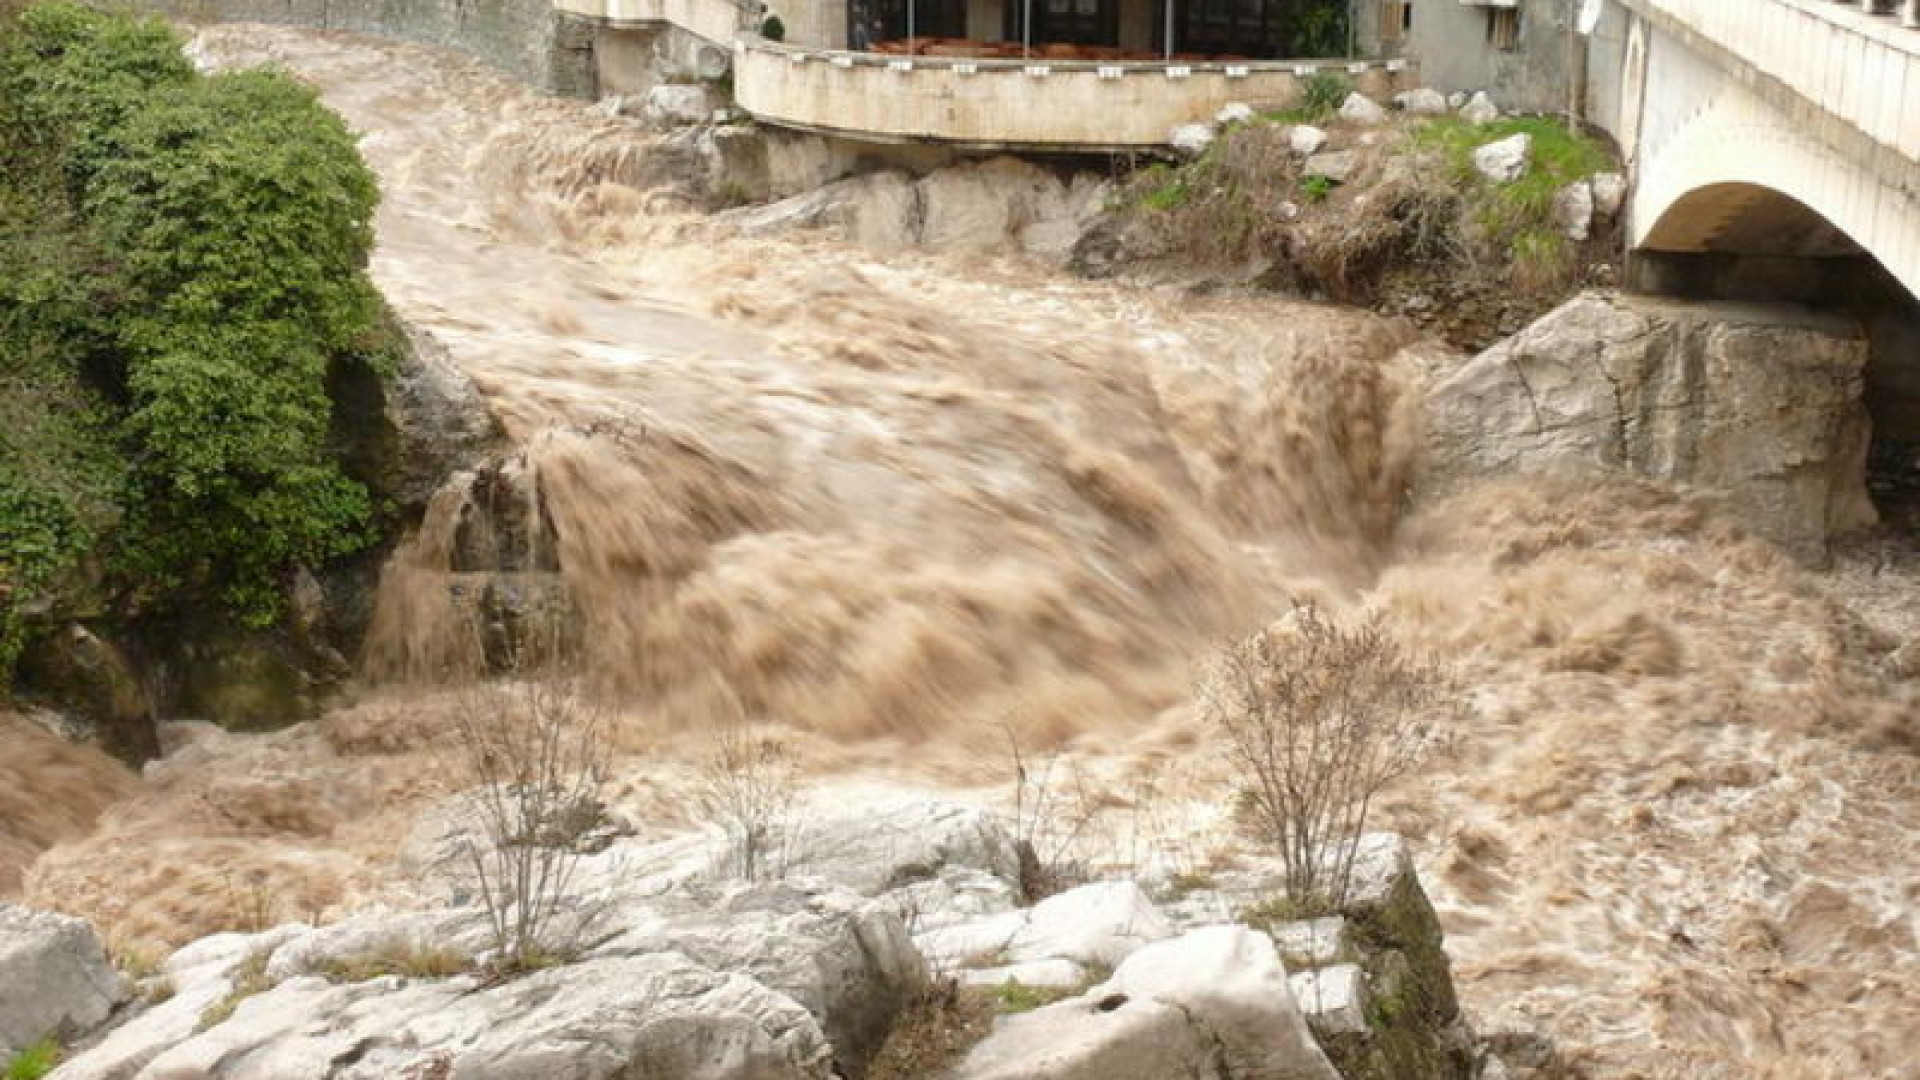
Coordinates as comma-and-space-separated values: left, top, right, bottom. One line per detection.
1623, 54, 1920, 531
1627, 69, 1920, 305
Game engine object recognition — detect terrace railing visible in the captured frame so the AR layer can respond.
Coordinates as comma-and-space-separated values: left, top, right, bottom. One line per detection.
731, 36, 1407, 150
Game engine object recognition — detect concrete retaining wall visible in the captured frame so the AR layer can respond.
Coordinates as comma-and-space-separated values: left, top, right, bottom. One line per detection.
735, 38, 1404, 150
132, 0, 598, 96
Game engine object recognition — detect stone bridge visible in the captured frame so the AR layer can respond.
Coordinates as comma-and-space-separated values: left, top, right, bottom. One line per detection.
1590, 0, 1920, 301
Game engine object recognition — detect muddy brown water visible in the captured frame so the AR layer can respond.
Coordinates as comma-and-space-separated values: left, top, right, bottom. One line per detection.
5, 24, 1917, 1080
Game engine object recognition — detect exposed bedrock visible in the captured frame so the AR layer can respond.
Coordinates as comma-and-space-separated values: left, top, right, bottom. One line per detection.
1421, 292, 1875, 560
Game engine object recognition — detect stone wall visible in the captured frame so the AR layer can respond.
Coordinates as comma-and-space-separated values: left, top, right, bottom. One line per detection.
1357, 0, 1577, 115
132, 0, 598, 96
1421, 291, 1877, 561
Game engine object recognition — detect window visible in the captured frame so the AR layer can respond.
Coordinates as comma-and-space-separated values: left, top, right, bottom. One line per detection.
1487, 7, 1520, 50
1380, 1, 1411, 44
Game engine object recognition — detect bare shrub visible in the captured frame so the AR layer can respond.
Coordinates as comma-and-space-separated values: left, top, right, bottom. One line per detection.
694, 724, 799, 882
999, 720, 1096, 902
1200, 602, 1449, 914
452, 643, 608, 974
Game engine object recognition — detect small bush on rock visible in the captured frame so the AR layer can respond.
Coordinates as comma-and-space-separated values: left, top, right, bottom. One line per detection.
454, 643, 609, 975
1291, 70, 1352, 123
695, 723, 799, 882
1202, 602, 1452, 914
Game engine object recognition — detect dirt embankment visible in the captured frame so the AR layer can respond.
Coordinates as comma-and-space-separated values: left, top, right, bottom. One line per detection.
1072, 109, 1624, 351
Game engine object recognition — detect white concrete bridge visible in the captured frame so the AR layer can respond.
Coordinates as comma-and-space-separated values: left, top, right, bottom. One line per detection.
1593, 0, 1920, 301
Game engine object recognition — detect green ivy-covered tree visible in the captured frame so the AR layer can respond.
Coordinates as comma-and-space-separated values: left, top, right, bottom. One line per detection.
1, 0, 389, 676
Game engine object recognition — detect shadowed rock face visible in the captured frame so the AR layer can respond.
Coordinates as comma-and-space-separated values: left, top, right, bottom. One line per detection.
1421, 291, 1875, 561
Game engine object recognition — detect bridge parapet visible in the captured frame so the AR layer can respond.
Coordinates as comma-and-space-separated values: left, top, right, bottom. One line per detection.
1625, 0, 1920, 163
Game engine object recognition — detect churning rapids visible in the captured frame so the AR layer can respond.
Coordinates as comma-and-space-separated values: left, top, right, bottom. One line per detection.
4, 24, 1918, 1080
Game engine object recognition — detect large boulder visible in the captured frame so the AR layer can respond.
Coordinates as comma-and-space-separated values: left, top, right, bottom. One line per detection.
1471, 133, 1530, 183
54, 880, 919, 1080
1144, 834, 1475, 1080
13, 627, 156, 761
1422, 292, 1877, 559
598, 882, 928, 1077
786, 798, 1024, 897
126, 955, 832, 1080
1393, 88, 1449, 116
0, 905, 124, 1056
723, 158, 1106, 264
347, 325, 501, 518
722, 170, 922, 251
644, 82, 720, 127
951, 926, 1341, 1080
1289, 124, 1329, 155
1315, 834, 1471, 1080
53, 928, 311, 1080
1459, 91, 1499, 125
1169, 123, 1215, 155
917, 881, 1171, 976
1338, 92, 1389, 126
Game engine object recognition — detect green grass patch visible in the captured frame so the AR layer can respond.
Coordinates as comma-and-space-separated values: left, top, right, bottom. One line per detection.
988, 978, 1073, 1014
1263, 70, 1351, 125
1129, 163, 1193, 212
4, 1039, 60, 1080
1407, 115, 1609, 280
198, 948, 272, 1032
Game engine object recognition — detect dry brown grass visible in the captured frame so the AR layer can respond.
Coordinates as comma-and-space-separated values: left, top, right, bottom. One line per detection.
864, 978, 996, 1080
310, 938, 471, 982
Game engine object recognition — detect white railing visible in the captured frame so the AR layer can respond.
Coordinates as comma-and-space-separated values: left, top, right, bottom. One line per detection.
1628, 0, 1920, 161
731, 37, 1406, 149
1837, 0, 1918, 29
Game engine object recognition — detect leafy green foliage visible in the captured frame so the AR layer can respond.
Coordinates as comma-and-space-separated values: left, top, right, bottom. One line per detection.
0, 356, 125, 673
3, 1038, 60, 1080
1300, 173, 1336, 202
1267, 69, 1351, 124
1282, 0, 1348, 59
0, 1, 388, 672
1, 0, 193, 192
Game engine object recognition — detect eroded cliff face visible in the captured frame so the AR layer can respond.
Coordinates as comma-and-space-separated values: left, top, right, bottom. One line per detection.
1422, 292, 1876, 561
